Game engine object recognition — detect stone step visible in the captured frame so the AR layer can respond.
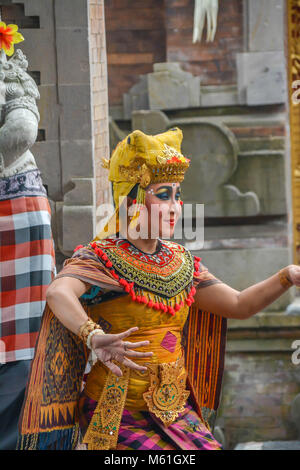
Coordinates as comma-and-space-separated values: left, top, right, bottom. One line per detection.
235, 440, 300, 450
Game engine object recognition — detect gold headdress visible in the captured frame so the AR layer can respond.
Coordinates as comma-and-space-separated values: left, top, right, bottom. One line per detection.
94, 127, 190, 240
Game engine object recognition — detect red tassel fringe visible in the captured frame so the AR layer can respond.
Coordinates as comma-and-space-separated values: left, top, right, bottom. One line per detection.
74, 243, 202, 316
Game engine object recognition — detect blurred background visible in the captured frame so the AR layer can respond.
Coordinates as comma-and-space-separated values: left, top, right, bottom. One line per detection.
1, 0, 300, 449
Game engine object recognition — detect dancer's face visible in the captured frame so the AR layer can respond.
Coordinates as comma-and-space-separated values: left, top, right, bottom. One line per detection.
142, 182, 182, 238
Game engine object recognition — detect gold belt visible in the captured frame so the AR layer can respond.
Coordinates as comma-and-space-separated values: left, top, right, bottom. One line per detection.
82, 356, 190, 450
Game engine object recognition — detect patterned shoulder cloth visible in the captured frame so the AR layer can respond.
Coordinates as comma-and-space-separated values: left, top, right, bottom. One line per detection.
182, 251, 227, 429
17, 244, 119, 451
54, 245, 122, 296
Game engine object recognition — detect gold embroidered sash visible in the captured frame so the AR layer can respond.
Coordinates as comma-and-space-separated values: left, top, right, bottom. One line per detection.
143, 356, 190, 426
83, 356, 189, 450
83, 362, 130, 450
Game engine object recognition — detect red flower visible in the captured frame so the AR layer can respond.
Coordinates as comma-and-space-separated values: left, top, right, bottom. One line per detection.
0, 22, 24, 56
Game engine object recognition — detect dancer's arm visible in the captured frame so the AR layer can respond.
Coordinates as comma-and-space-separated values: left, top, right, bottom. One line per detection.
194, 265, 299, 319
46, 276, 90, 335
46, 276, 153, 376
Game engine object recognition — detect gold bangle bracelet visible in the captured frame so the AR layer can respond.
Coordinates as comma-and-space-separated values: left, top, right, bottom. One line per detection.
78, 318, 104, 345
278, 268, 293, 289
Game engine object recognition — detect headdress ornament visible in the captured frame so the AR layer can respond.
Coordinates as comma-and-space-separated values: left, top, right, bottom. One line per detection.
94, 127, 190, 240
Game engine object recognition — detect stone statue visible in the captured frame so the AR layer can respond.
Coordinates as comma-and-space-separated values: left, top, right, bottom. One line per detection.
0, 48, 40, 178
0, 46, 56, 450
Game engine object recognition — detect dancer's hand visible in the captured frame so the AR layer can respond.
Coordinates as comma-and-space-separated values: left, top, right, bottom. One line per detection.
91, 326, 153, 376
287, 265, 300, 286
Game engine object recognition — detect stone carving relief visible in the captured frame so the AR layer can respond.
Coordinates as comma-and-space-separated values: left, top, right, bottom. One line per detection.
0, 48, 40, 178
123, 75, 149, 120
132, 110, 260, 218
177, 121, 260, 217
123, 62, 200, 119
147, 63, 201, 111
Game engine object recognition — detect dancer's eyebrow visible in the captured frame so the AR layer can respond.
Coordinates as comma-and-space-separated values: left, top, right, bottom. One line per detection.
155, 187, 172, 193
155, 185, 181, 192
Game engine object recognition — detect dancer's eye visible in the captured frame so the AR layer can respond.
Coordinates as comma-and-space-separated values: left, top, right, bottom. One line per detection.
154, 187, 172, 200
154, 185, 181, 201
155, 191, 170, 200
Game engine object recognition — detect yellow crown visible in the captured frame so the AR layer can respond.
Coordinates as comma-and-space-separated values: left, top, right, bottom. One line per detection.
101, 127, 190, 189
95, 127, 190, 240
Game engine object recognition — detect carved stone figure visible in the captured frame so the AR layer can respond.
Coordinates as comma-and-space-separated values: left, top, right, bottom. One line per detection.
0, 47, 55, 450
0, 48, 40, 177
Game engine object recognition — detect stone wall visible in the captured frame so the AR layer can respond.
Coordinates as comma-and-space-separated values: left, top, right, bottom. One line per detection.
1, 0, 110, 264
105, 0, 166, 105
88, 0, 111, 212
216, 313, 300, 449
105, 0, 243, 106
165, 0, 243, 85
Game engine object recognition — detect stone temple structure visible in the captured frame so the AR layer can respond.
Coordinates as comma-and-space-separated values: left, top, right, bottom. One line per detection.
1, 0, 300, 449
1, 0, 111, 269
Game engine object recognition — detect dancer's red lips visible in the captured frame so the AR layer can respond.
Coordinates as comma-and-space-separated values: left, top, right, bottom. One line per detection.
167, 219, 175, 226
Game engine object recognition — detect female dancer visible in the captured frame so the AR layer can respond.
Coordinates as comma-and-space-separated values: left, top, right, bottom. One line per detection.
18, 128, 299, 450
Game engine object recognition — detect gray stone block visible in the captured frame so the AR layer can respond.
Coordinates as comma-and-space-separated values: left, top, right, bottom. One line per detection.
109, 118, 126, 155
148, 62, 200, 110
32, 140, 62, 201
290, 393, 300, 436
132, 110, 170, 136
286, 297, 300, 315
247, 0, 284, 52
54, 0, 89, 27
236, 52, 286, 105
63, 205, 95, 252
234, 441, 264, 450
247, 66, 286, 106
58, 85, 92, 140
64, 178, 94, 206
16, 0, 53, 25
61, 139, 93, 188
56, 28, 90, 85
17, 32, 57, 84
228, 150, 287, 215
38, 85, 60, 141
201, 85, 239, 107
235, 440, 300, 450
176, 120, 259, 217
123, 75, 149, 120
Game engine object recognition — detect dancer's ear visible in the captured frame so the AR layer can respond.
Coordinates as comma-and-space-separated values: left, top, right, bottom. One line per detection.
127, 196, 134, 208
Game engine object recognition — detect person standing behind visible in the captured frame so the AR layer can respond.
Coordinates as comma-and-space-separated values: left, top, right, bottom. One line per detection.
0, 24, 56, 449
